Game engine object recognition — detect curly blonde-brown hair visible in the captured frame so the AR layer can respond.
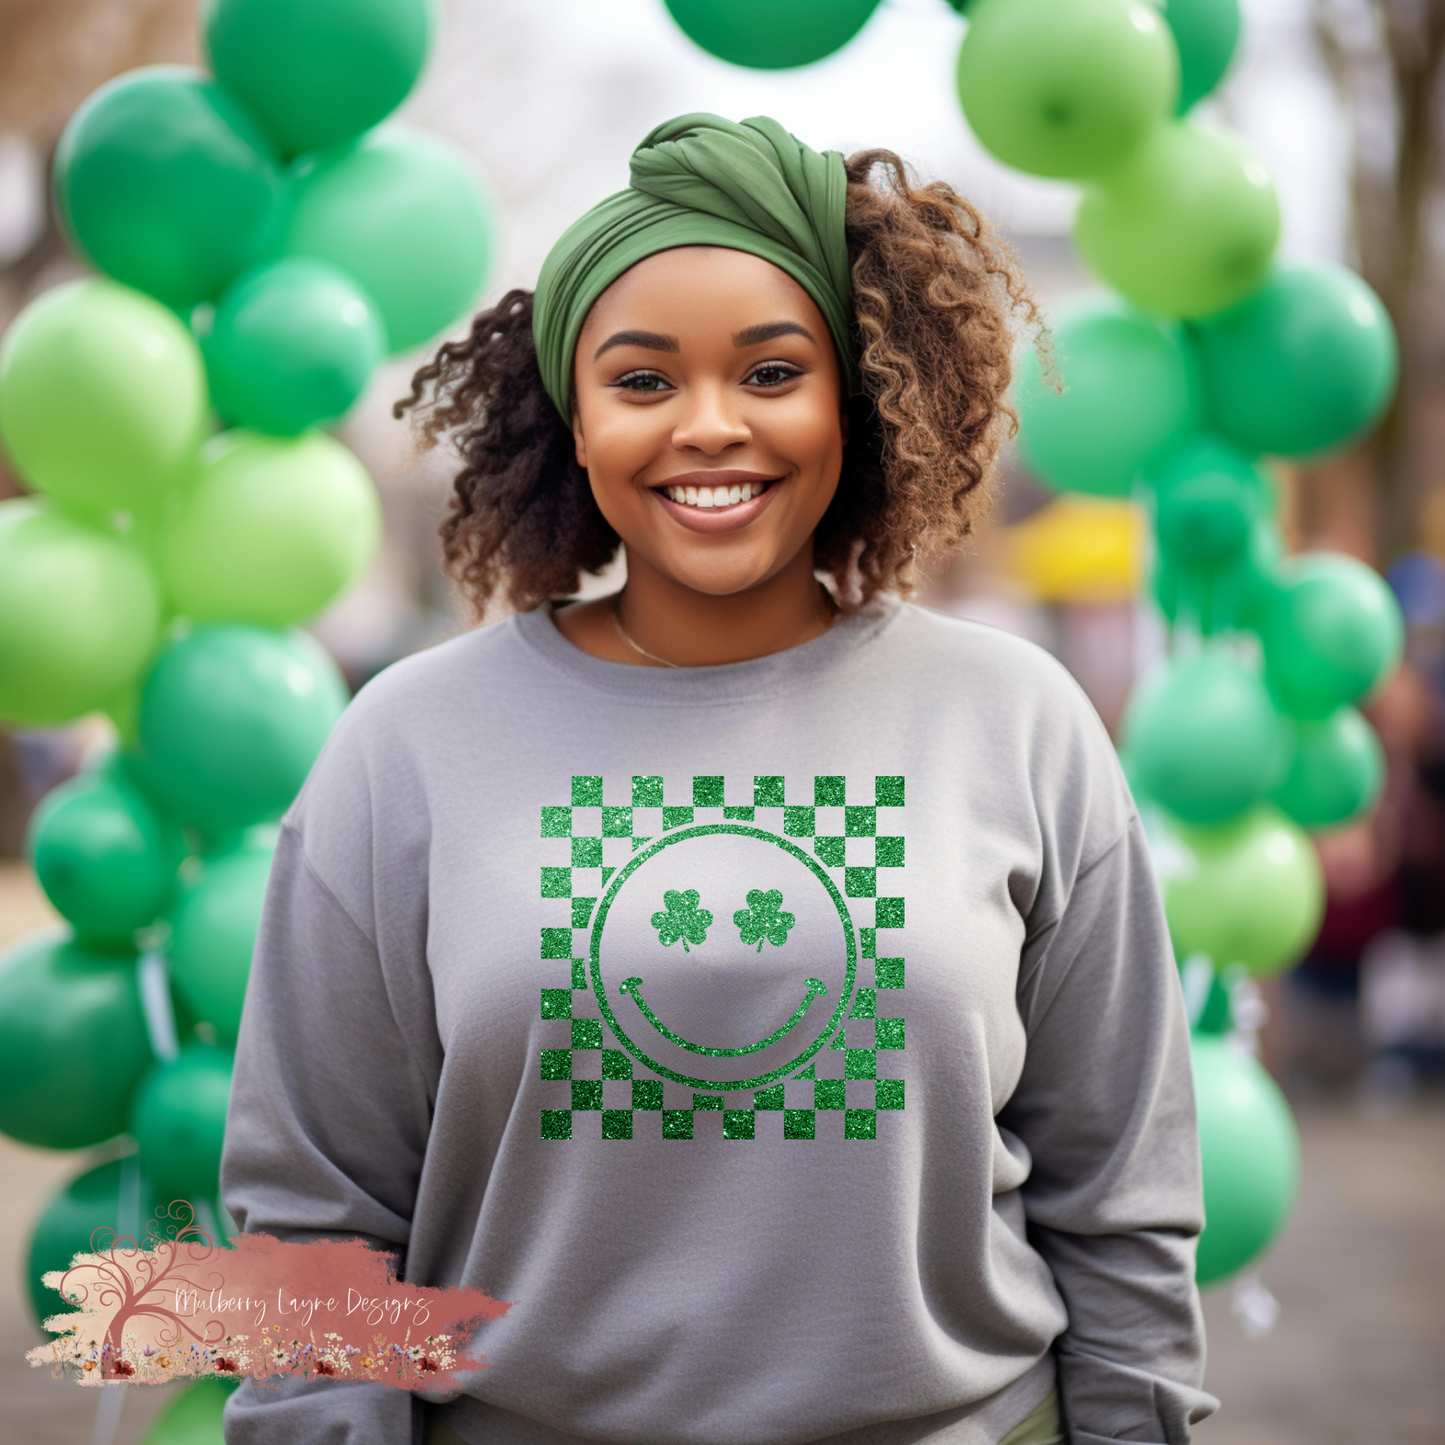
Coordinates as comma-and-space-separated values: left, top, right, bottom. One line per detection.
395, 148, 1039, 617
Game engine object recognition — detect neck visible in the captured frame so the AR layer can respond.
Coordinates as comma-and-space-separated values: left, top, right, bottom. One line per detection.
616, 546, 834, 667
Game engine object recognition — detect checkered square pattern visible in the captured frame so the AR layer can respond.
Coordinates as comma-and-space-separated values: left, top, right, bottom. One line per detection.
539, 774, 905, 1141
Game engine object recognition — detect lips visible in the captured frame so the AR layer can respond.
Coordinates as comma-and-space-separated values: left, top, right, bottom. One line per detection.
648, 471, 782, 534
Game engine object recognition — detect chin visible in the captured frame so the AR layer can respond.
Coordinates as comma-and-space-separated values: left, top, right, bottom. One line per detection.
660, 551, 787, 599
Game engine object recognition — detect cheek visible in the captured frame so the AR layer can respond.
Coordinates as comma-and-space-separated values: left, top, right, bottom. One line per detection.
761, 395, 845, 479
578, 406, 665, 493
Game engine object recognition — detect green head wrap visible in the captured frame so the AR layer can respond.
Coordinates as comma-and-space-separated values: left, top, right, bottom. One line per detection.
533, 113, 855, 420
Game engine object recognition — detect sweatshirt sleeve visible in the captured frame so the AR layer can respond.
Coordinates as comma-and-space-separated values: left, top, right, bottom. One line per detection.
220, 817, 433, 1443
998, 811, 1219, 1445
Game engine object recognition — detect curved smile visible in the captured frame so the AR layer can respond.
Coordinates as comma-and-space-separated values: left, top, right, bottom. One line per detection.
618, 975, 827, 1057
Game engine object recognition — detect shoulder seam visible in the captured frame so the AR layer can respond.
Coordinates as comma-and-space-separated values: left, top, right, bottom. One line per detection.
282, 819, 379, 949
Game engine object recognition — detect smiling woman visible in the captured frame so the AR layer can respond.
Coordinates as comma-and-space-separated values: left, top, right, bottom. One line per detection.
220, 113, 1216, 1445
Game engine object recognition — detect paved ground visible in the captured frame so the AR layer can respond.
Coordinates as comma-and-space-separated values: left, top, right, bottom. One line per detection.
2, 862, 1442, 1442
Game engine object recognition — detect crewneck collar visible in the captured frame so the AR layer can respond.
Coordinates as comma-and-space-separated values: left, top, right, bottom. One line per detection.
510, 595, 903, 707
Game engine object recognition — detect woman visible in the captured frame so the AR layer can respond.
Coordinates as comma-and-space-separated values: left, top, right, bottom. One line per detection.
221, 114, 1215, 1445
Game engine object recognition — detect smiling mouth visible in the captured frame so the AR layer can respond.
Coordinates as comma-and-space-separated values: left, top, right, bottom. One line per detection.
619, 975, 827, 1056
657, 479, 775, 510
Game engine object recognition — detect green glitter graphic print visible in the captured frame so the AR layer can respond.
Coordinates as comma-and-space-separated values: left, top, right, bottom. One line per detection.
538, 775, 905, 1142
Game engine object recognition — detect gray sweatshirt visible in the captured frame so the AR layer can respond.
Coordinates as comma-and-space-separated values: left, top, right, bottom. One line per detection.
221, 598, 1216, 1445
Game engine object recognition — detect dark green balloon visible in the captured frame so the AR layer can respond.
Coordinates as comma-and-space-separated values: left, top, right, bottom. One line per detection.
129, 1045, 234, 1206
1074, 122, 1279, 318
167, 843, 274, 1044
201, 259, 384, 435
55, 67, 285, 311
1191, 967, 1232, 1036
27, 770, 186, 949
284, 128, 495, 353
1191, 261, 1398, 458
1161, 0, 1241, 112
663, 0, 882, 69
1260, 554, 1405, 719
1152, 514, 1283, 635
0, 934, 153, 1150
1149, 435, 1269, 568
25, 1155, 159, 1334
956, 0, 1178, 179
1017, 297, 1201, 496
1272, 706, 1384, 829
1192, 1036, 1299, 1285
1122, 652, 1288, 824
137, 623, 347, 834
204, 0, 433, 158
139, 1378, 240, 1445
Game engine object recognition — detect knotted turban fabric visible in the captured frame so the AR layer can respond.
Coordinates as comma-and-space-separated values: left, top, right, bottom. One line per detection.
532, 113, 856, 419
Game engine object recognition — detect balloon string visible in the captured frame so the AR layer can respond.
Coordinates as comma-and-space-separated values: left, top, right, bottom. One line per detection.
89, 1382, 124, 1445
136, 950, 180, 1063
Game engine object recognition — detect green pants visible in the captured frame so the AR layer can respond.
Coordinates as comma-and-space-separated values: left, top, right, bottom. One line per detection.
426, 1391, 1061, 1445
998, 1390, 1063, 1445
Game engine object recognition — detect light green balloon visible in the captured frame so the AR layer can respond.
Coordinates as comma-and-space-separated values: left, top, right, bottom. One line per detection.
1192, 1036, 1299, 1285
167, 842, 274, 1045
0, 279, 208, 509
285, 127, 494, 353
159, 429, 379, 627
1271, 706, 1384, 830
956, 0, 1178, 179
0, 499, 163, 728
1017, 296, 1201, 496
1163, 805, 1325, 976
1074, 122, 1280, 318
1122, 652, 1289, 824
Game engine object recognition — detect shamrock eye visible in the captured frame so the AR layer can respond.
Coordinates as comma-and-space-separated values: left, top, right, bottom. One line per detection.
733, 890, 796, 952
650, 889, 712, 953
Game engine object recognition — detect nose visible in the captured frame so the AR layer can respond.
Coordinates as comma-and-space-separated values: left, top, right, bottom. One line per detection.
670, 379, 751, 456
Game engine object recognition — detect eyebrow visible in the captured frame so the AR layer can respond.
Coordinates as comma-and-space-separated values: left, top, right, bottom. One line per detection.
593, 329, 680, 359
732, 320, 816, 347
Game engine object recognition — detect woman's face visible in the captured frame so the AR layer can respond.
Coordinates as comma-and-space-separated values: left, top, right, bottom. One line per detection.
571, 246, 846, 598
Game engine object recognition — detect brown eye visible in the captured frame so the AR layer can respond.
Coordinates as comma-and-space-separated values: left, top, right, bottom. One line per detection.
614, 370, 673, 393
746, 363, 802, 388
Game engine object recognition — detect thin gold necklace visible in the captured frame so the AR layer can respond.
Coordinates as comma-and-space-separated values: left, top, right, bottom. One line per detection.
610, 588, 838, 668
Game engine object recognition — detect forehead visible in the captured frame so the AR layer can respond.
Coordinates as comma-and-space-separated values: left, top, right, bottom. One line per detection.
579, 246, 825, 340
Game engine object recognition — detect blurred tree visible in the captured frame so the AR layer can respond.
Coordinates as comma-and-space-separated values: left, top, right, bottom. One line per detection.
1312, 0, 1445, 562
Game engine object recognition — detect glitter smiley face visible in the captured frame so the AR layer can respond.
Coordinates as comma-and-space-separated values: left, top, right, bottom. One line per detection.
591, 826, 857, 1090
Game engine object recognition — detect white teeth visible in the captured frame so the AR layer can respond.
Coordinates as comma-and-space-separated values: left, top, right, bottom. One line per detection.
662, 481, 768, 508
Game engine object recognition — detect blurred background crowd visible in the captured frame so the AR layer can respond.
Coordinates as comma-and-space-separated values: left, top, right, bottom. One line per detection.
1, 1, 1443, 1442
